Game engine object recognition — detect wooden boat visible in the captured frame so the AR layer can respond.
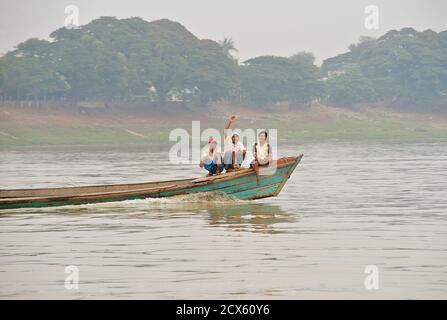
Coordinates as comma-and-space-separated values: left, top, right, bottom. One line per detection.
0, 155, 303, 210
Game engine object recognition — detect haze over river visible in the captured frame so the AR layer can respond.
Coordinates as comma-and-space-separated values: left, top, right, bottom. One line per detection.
0, 141, 446, 299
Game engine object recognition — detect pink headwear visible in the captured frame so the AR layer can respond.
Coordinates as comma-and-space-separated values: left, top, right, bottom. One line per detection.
208, 136, 218, 144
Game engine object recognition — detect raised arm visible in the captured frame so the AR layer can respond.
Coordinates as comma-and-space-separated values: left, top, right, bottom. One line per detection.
223, 115, 236, 138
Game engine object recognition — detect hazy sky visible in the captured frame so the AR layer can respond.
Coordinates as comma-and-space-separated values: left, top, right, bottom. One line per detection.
1, 0, 446, 63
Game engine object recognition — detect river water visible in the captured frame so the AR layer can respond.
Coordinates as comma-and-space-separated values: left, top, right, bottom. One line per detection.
0, 141, 446, 299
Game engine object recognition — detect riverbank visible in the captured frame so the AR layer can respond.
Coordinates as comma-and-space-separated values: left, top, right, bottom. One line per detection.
1, 103, 446, 147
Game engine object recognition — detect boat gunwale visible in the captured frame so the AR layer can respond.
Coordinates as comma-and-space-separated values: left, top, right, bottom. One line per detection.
0, 177, 195, 197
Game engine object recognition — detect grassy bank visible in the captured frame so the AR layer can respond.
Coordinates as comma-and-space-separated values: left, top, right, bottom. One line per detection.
0, 126, 168, 146
280, 117, 447, 142
1, 118, 446, 147
1, 104, 447, 147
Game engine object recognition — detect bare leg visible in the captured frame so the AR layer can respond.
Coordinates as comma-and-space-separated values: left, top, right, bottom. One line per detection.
253, 161, 261, 186
216, 157, 221, 175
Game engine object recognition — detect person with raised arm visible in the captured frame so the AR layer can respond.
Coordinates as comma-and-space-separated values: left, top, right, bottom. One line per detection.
223, 115, 246, 172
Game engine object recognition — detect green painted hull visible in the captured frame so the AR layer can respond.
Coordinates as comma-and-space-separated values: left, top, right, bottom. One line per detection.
0, 155, 302, 210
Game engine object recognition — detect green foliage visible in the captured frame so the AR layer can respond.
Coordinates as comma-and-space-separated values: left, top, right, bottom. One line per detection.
324, 69, 376, 107
0, 55, 68, 98
218, 37, 238, 59
322, 28, 447, 111
0, 19, 446, 111
240, 52, 320, 105
0, 17, 238, 103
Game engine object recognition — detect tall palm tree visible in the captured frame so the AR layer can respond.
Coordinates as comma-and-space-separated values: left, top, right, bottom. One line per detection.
218, 37, 238, 59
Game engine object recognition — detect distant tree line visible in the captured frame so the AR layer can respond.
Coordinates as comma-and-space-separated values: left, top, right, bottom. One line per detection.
0, 17, 446, 112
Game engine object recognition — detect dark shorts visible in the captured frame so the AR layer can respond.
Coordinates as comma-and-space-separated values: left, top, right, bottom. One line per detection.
250, 160, 269, 168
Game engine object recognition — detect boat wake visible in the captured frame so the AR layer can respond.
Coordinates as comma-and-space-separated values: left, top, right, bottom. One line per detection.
0, 192, 245, 215
158, 192, 242, 203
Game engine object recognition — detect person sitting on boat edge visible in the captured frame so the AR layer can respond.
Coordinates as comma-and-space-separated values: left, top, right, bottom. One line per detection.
200, 136, 224, 177
251, 130, 272, 167
223, 115, 246, 172
251, 130, 272, 185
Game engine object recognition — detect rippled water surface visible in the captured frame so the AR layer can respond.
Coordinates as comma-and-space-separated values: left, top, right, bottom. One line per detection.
1, 142, 446, 299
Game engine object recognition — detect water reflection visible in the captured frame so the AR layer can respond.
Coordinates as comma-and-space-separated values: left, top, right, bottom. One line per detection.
128, 199, 296, 234
149, 201, 295, 234
206, 203, 295, 234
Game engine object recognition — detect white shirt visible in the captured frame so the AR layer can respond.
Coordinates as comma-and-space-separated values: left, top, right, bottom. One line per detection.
224, 136, 246, 153
254, 142, 271, 164
201, 146, 220, 163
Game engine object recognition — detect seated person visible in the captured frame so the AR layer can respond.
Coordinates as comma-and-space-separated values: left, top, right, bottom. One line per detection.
223, 115, 246, 171
200, 136, 224, 176
251, 130, 272, 167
